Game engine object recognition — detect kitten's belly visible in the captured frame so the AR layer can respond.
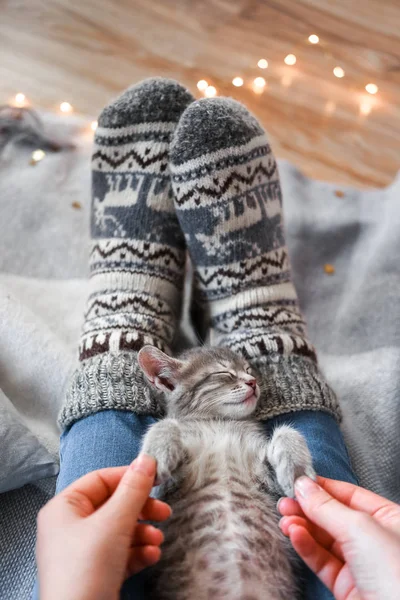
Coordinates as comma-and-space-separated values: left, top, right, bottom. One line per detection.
152, 429, 297, 600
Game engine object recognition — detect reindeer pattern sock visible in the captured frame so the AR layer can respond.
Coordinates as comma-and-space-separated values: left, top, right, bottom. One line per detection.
59, 78, 194, 429
170, 97, 340, 420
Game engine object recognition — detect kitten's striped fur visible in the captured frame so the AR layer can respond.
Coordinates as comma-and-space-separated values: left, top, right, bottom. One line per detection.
139, 346, 315, 600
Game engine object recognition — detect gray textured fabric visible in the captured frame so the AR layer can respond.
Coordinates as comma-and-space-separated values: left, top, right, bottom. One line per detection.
253, 355, 339, 421
0, 476, 56, 599
0, 114, 90, 600
61, 352, 164, 428
0, 388, 58, 493
99, 77, 194, 126
171, 97, 264, 164
1, 110, 400, 599
283, 165, 400, 503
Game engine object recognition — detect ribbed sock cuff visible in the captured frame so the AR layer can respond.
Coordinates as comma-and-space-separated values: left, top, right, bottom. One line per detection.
252, 354, 341, 422
59, 351, 164, 430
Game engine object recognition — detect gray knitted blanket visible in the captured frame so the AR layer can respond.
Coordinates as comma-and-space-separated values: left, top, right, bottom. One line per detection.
0, 112, 399, 599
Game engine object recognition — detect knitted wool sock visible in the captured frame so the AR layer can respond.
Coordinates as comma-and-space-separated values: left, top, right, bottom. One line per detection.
59, 78, 194, 429
170, 97, 340, 421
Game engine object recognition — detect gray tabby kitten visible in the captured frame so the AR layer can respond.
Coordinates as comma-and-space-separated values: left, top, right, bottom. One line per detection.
138, 345, 316, 600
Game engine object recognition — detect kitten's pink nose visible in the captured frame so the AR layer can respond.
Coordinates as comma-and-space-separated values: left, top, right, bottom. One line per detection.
246, 378, 257, 390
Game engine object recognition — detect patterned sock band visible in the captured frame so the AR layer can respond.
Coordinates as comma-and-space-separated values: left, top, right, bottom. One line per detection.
59, 78, 194, 429
170, 97, 340, 421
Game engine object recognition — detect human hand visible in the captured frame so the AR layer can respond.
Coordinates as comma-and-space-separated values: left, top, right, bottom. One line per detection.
278, 476, 400, 600
36, 454, 171, 600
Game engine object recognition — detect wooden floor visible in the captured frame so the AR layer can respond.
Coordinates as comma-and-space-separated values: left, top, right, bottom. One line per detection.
1, 0, 400, 188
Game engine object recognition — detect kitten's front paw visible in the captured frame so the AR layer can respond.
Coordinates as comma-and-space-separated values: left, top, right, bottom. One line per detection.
153, 444, 185, 486
267, 425, 316, 498
141, 419, 185, 487
154, 460, 173, 487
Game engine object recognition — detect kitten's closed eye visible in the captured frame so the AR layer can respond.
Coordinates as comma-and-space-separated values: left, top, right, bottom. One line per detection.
212, 371, 236, 382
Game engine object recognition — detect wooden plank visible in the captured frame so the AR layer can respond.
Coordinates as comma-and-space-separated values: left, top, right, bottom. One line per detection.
1, 0, 399, 187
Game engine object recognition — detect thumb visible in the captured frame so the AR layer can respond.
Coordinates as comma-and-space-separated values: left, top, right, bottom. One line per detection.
295, 477, 400, 597
97, 454, 156, 532
294, 476, 364, 542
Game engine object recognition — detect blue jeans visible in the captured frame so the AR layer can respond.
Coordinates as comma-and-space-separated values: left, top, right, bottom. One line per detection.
33, 410, 357, 600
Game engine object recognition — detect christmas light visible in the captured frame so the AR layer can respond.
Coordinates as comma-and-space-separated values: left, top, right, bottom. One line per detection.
30, 149, 46, 164
204, 85, 217, 97
232, 77, 244, 87
365, 83, 378, 95
284, 54, 297, 66
257, 59, 268, 69
308, 34, 319, 44
60, 102, 73, 113
197, 80, 208, 91
15, 93, 26, 107
91, 121, 98, 131
360, 102, 372, 115
253, 77, 266, 88
333, 67, 345, 78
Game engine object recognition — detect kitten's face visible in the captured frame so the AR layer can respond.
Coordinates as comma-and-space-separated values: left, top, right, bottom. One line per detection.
138, 346, 260, 420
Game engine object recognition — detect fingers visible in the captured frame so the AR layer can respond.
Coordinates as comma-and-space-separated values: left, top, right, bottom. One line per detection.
294, 477, 360, 543
278, 497, 339, 556
126, 545, 161, 577
98, 455, 158, 531
131, 523, 164, 547
139, 497, 172, 522
289, 525, 342, 590
317, 477, 400, 521
277, 497, 304, 517
280, 514, 335, 550
280, 515, 342, 560
47, 466, 129, 520
282, 478, 400, 524
287, 525, 358, 599
280, 515, 310, 536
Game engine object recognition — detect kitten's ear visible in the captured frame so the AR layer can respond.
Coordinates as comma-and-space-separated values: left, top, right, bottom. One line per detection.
138, 345, 183, 394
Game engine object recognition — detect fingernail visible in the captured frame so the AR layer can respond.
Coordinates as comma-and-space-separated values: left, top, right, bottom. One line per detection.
276, 498, 283, 512
278, 516, 286, 529
130, 454, 155, 476
295, 476, 321, 498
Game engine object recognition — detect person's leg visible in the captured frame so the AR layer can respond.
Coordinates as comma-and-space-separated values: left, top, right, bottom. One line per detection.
60, 77, 194, 430
32, 78, 194, 600
31, 411, 153, 600
169, 97, 352, 600
265, 410, 358, 600
170, 97, 339, 421
56, 411, 156, 491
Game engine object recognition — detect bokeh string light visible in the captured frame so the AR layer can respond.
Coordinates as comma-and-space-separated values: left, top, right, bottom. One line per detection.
14, 93, 26, 107
257, 59, 268, 69
365, 83, 378, 95
284, 54, 297, 66
196, 80, 208, 91
30, 149, 46, 164
204, 85, 217, 97
232, 77, 244, 87
11, 33, 381, 131
60, 101, 73, 113
253, 77, 266, 89
333, 66, 345, 78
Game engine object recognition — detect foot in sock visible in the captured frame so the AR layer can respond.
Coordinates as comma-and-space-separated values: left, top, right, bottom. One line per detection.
170, 97, 339, 421
59, 78, 194, 429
